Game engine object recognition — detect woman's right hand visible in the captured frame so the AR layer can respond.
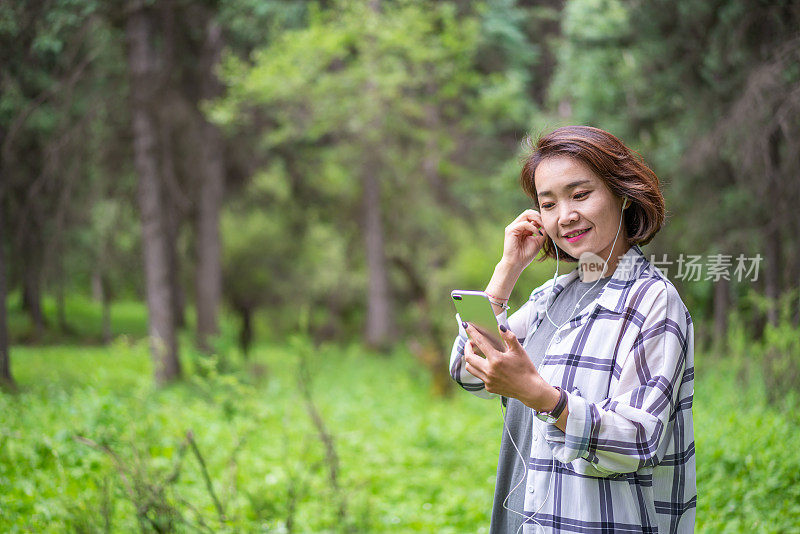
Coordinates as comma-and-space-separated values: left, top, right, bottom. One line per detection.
501, 209, 547, 272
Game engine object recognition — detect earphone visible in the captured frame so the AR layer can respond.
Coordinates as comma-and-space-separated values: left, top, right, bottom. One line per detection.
500, 196, 628, 532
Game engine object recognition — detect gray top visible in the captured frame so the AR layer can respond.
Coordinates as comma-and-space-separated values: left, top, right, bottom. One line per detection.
489, 273, 613, 534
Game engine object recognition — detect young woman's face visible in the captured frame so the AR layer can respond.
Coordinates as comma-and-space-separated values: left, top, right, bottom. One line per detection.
534, 155, 629, 264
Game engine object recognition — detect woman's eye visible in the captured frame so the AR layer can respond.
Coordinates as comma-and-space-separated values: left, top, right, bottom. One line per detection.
541, 203, 554, 209
575, 191, 589, 199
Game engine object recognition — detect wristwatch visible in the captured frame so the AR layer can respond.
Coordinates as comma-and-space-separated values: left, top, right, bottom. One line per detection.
534, 386, 567, 424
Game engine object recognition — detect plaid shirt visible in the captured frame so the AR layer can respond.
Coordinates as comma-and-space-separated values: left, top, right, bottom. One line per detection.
449, 245, 696, 533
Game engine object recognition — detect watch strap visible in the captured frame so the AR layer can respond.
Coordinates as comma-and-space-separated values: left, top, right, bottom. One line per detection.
536, 386, 567, 423
548, 386, 568, 419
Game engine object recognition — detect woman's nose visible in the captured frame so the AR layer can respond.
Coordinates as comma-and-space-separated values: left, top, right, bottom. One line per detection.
557, 204, 579, 226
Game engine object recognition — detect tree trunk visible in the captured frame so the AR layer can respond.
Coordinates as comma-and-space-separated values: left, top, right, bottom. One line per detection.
101, 274, 112, 345
21, 242, 45, 340
93, 250, 112, 344
91, 268, 103, 302
763, 223, 781, 327
0, 187, 14, 388
157, 0, 185, 331
794, 144, 800, 327
763, 126, 783, 327
712, 275, 729, 353
163, 191, 185, 330
362, 159, 393, 350
126, 6, 181, 384
194, 19, 224, 353
56, 267, 68, 333
362, 0, 393, 351
237, 304, 253, 357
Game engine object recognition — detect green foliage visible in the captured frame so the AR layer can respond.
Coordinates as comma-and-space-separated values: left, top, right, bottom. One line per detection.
210, 0, 540, 344
725, 288, 800, 407
218, 0, 311, 52
1, 0, 140, 315
694, 354, 800, 532
3, 330, 800, 531
547, 0, 641, 137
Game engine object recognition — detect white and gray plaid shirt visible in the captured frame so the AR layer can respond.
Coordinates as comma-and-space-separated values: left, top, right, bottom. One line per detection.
450, 245, 696, 533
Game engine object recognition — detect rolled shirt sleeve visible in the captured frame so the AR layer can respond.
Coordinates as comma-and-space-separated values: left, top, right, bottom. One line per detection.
543, 282, 692, 475
448, 313, 497, 399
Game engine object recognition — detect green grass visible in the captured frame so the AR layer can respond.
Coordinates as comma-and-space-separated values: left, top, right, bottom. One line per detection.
6, 292, 150, 344
0, 336, 503, 532
2, 321, 800, 531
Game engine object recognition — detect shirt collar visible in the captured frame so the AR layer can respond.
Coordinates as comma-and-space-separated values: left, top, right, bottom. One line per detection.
545, 244, 649, 314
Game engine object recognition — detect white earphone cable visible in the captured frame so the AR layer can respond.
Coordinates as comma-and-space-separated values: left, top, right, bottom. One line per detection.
499, 198, 627, 532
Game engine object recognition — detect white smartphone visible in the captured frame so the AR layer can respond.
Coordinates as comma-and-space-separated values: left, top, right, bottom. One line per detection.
451, 290, 505, 352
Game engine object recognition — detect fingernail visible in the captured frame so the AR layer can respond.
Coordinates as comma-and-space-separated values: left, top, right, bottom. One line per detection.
462, 321, 468, 329
499, 324, 507, 332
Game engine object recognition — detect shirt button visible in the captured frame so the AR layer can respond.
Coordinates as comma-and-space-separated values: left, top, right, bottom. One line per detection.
533, 433, 539, 442
553, 335, 561, 344
527, 486, 535, 493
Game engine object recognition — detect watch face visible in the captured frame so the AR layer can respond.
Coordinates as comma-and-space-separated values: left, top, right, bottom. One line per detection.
535, 411, 557, 424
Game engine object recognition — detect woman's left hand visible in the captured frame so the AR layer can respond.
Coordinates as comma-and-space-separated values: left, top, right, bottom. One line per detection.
463, 322, 552, 410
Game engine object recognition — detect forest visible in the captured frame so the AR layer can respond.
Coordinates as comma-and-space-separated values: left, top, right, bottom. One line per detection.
1, 0, 799, 531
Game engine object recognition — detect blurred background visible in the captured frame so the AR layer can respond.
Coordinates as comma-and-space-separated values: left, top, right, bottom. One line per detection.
1, 0, 799, 531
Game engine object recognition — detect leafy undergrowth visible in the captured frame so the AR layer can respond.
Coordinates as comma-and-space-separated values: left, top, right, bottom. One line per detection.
693, 356, 800, 533
1, 337, 798, 532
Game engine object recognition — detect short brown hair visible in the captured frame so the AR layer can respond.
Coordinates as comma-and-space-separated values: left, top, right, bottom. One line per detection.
519, 125, 665, 262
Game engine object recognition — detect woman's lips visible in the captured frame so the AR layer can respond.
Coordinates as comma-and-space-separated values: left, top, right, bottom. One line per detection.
564, 228, 590, 243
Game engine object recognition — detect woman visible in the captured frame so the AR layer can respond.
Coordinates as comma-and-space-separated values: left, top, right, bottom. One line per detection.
449, 126, 695, 533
